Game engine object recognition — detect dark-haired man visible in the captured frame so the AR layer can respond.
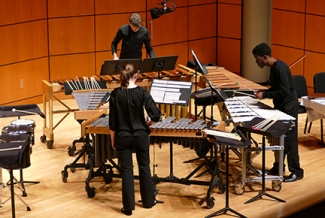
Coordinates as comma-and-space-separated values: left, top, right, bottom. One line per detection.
111, 13, 156, 60
252, 42, 304, 182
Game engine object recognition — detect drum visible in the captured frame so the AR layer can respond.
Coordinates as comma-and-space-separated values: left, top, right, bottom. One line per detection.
2, 125, 32, 135
10, 119, 35, 145
11, 119, 35, 128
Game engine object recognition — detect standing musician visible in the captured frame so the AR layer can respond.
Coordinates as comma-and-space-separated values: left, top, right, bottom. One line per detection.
252, 42, 304, 182
111, 13, 156, 60
109, 63, 161, 215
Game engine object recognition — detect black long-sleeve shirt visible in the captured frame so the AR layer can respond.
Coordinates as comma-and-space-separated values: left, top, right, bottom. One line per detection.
111, 24, 156, 59
262, 60, 298, 109
109, 86, 161, 136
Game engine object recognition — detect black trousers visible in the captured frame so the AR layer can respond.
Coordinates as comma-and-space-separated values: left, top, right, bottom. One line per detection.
277, 101, 304, 173
115, 132, 155, 211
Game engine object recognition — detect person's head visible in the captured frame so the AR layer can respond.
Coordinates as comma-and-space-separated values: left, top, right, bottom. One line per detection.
252, 42, 272, 68
120, 63, 138, 89
129, 13, 142, 32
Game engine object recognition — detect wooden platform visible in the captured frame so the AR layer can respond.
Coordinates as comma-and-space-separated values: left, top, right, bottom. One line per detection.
0, 98, 324, 218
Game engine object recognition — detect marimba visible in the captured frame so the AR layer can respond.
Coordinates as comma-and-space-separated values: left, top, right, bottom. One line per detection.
41, 64, 197, 148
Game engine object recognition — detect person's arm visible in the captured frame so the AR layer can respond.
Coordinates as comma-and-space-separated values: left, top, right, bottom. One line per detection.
143, 29, 156, 58
111, 28, 123, 60
143, 90, 161, 122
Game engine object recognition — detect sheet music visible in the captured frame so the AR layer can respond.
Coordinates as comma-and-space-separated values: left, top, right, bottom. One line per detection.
225, 96, 295, 123
150, 79, 193, 106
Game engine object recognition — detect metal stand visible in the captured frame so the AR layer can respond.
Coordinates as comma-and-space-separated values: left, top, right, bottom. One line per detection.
205, 145, 246, 218
244, 136, 285, 204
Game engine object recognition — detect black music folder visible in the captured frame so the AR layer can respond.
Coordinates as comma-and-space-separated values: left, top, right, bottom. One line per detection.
100, 59, 141, 75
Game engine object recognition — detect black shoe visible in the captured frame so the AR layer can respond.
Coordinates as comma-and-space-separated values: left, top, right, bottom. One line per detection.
121, 208, 132, 216
144, 200, 157, 209
283, 172, 304, 183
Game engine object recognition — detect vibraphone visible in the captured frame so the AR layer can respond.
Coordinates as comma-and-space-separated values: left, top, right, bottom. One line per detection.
222, 96, 295, 195
62, 111, 227, 208
41, 64, 197, 148
149, 116, 226, 208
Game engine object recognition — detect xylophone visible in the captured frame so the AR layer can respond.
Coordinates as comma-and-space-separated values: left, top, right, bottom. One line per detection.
222, 96, 295, 195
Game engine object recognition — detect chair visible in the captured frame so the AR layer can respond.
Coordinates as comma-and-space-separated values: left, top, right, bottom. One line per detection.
309, 72, 325, 142
292, 75, 310, 134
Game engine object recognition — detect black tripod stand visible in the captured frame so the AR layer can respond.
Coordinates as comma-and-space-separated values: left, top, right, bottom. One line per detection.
204, 129, 251, 218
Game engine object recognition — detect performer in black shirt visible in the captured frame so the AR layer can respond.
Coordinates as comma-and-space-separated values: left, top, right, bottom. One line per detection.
111, 13, 156, 60
109, 63, 161, 215
252, 42, 304, 183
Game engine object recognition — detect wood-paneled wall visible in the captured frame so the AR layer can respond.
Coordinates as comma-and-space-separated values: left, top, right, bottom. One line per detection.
272, 0, 325, 96
0, 0, 217, 105
2, 0, 325, 105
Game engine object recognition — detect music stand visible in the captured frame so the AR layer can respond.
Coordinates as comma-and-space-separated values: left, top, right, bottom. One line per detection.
191, 50, 228, 123
204, 129, 251, 218
100, 59, 141, 75
150, 79, 193, 106
140, 55, 178, 78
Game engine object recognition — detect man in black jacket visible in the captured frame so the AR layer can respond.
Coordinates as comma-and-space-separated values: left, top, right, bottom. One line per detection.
252, 42, 304, 182
111, 13, 156, 60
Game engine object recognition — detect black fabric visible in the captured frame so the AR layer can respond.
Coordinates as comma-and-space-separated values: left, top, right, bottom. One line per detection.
195, 138, 211, 158
115, 133, 155, 211
111, 24, 155, 59
263, 60, 298, 109
0, 134, 30, 169
109, 86, 161, 135
292, 75, 308, 114
238, 117, 292, 138
0, 104, 45, 118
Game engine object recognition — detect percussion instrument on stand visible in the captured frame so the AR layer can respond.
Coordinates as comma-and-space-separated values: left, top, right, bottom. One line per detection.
0, 134, 32, 218
204, 129, 251, 218
2, 124, 39, 197
10, 119, 35, 145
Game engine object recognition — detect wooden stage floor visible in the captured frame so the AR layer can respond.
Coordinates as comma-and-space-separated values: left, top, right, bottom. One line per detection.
0, 99, 324, 218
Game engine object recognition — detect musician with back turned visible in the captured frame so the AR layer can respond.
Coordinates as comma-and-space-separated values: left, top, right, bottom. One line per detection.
252, 42, 304, 182
111, 13, 156, 60
109, 63, 161, 215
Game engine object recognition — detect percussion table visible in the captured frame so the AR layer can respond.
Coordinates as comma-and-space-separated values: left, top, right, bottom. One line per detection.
301, 96, 325, 145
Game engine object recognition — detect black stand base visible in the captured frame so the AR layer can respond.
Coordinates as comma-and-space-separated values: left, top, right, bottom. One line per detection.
205, 145, 245, 218
205, 206, 247, 218
244, 191, 286, 204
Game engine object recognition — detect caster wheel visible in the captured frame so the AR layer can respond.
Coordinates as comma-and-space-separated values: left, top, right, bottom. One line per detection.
234, 185, 245, 195
40, 135, 46, 143
22, 191, 27, 197
103, 174, 112, 184
70, 168, 76, 173
46, 140, 54, 149
86, 186, 96, 198
68, 146, 76, 156
61, 171, 68, 183
206, 197, 215, 209
272, 181, 282, 192
27, 206, 31, 211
